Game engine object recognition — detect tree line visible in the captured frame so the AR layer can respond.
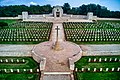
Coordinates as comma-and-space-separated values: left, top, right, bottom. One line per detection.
0, 3, 120, 18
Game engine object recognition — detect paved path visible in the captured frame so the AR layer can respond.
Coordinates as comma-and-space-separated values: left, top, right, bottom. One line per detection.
80, 44, 120, 56
50, 22, 65, 42
0, 44, 34, 56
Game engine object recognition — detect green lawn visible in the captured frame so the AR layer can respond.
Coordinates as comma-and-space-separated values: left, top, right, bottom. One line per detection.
0, 57, 39, 80
75, 72, 120, 80
0, 74, 39, 80
0, 19, 18, 24
75, 56, 120, 80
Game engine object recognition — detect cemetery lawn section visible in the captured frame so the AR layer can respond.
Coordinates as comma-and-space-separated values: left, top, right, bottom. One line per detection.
63, 20, 120, 44
0, 74, 39, 80
0, 57, 38, 69
0, 57, 39, 80
75, 72, 120, 80
0, 22, 52, 44
74, 56, 120, 80
0, 19, 18, 24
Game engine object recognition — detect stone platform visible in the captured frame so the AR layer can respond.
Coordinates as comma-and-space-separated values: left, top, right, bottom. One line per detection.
32, 41, 82, 72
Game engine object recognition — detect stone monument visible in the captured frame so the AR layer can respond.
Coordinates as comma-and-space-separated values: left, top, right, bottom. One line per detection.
87, 12, 93, 20
22, 12, 28, 21
52, 6, 63, 17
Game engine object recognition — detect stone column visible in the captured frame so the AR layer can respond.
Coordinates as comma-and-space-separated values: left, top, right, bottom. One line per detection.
87, 12, 93, 20
22, 11, 28, 21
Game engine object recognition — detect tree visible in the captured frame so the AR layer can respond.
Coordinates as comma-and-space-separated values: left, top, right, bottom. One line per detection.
63, 3, 71, 14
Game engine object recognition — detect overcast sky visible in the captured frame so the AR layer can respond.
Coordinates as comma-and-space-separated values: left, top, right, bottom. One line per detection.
0, 0, 120, 11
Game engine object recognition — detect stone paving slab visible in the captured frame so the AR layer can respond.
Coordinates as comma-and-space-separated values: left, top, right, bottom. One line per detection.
0, 44, 34, 56
43, 74, 71, 80
80, 44, 120, 56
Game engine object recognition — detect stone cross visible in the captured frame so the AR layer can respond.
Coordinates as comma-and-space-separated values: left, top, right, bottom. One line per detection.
55, 26, 60, 41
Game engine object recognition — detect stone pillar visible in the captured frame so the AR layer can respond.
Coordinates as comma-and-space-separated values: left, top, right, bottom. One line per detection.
22, 11, 28, 21
87, 12, 93, 20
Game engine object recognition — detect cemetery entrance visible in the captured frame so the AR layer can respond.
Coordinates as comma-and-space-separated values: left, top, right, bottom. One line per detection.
56, 12, 60, 17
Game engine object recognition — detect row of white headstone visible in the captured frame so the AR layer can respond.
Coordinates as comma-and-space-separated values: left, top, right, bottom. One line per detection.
0, 59, 25, 63
0, 69, 40, 73
64, 22, 120, 29
75, 67, 120, 72
9, 22, 52, 28
88, 58, 120, 62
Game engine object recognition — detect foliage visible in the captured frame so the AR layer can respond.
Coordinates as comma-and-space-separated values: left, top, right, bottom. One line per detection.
0, 3, 120, 18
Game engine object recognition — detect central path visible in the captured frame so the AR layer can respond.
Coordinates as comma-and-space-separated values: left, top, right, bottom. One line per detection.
50, 22, 65, 42
32, 21, 82, 80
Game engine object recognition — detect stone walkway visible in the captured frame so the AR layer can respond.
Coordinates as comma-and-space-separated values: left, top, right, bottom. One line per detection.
80, 44, 120, 56
33, 22, 81, 80
0, 44, 34, 56
50, 22, 65, 42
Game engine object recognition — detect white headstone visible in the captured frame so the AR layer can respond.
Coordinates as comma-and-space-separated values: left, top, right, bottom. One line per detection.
24, 69, 26, 71
112, 68, 114, 71
11, 59, 13, 62
110, 58, 112, 61
75, 68, 78, 72
88, 58, 91, 62
17, 69, 19, 72
94, 58, 96, 62
94, 68, 96, 72
37, 69, 39, 72
4, 69, 7, 72
22, 59, 25, 62
99, 58, 101, 62
106, 68, 109, 71
6, 59, 8, 62
0, 59, 3, 62
30, 69, 33, 72
88, 68, 90, 71
100, 68, 102, 71
117, 67, 120, 71
105, 58, 107, 61
10, 69, 13, 72
17, 59, 19, 62
82, 68, 84, 71
115, 58, 117, 61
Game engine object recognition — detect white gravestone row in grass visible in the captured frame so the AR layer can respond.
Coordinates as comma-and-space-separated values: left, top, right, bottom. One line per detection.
0, 69, 40, 73
63, 22, 120, 42
75, 67, 120, 72
0, 59, 26, 63
0, 22, 52, 42
88, 58, 120, 62
0, 29, 50, 42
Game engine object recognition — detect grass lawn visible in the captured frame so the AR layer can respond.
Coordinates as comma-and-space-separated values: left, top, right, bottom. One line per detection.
0, 57, 39, 80
75, 72, 120, 80
0, 57, 38, 69
0, 19, 18, 24
0, 74, 39, 80
75, 56, 120, 80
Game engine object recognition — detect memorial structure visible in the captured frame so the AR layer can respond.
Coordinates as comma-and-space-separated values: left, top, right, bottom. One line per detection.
18, 6, 97, 22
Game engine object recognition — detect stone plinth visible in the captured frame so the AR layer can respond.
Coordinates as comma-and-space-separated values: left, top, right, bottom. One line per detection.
32, 41, 82, 72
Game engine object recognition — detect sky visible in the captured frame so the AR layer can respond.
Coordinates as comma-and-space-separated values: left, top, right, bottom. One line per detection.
0, 0, 120, 11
